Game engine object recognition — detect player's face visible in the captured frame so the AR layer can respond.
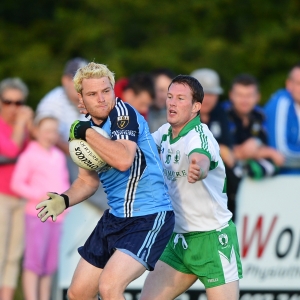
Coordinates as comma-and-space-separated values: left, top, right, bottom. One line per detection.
286, 68, 300, 104
79, 77, 116, 125
229, 84, 260, 116
166, 83, 201, 136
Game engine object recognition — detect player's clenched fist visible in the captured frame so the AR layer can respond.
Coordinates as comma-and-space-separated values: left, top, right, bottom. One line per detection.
188, 158, 202, 183
36, 192, 69, 222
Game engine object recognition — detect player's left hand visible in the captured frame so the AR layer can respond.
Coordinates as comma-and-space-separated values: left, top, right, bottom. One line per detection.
188, 158, 202, 183
69, 120, 91, 141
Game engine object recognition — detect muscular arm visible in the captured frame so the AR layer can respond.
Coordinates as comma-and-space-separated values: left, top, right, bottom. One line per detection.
85, 128, 137, 172
188, 152, 210, 183
64, 167, 100, 206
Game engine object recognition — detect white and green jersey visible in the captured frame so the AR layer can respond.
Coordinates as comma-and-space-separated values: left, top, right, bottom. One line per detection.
152, 117, 232, 233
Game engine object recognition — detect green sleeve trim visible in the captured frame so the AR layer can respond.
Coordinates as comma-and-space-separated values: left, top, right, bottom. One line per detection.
209, 160, 218, 170
222, 177, 227, 193
188, 148, 211, 162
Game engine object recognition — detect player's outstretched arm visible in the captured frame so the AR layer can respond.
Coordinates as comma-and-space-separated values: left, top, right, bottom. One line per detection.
36, 168, 99, 222
188, 153, 210, 183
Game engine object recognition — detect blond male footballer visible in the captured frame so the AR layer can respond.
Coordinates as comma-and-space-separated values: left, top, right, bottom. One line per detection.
140, 75, 243, 300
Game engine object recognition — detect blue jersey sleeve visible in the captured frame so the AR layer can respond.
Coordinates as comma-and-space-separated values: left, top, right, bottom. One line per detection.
109, 99, 139, 143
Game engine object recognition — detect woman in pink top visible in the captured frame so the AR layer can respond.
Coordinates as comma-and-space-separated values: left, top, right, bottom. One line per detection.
11, 116, 70, 300
0, 78, 33, 300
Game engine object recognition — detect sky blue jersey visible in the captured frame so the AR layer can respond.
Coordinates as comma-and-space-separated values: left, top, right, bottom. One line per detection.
88, 98, 172, 217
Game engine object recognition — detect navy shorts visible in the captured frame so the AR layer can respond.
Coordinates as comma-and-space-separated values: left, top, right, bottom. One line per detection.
78, 209, 175, 271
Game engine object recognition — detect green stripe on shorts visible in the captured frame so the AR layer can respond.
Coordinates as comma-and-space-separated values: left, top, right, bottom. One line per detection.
159, 220, 243, 288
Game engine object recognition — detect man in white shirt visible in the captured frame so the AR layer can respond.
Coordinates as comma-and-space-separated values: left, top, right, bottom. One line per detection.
140, 75, 242, 300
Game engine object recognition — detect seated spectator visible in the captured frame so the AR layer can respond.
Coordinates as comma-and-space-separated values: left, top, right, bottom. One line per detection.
0, 77, 33, 300
224, 74, 284, 180
114, 72, 155, 120
148, 68, 175, 132
264, 62, 300, 174
190, 68, 238, 221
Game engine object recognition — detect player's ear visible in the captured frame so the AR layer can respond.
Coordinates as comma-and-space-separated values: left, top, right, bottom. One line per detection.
193, 101, 201, 114
78, 93, 85, 107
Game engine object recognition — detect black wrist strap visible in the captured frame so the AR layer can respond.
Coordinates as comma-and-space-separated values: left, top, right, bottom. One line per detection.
60, 194, 69, 209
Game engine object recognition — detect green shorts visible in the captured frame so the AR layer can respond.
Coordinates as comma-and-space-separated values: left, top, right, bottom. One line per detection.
160, 220, 243, 289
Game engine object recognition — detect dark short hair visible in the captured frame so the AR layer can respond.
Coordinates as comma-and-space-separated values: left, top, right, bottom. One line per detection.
168, 75, 204, 104
151, 68, 176, 80
124, 72, 155, 99
231, 74, 259, 90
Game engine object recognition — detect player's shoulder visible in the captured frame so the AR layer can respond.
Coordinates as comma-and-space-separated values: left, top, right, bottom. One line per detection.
157, 123, 171, 133
109, 98, 138, 120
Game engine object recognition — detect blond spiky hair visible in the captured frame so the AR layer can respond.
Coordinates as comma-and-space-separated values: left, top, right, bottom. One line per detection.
73, 62, 115, 93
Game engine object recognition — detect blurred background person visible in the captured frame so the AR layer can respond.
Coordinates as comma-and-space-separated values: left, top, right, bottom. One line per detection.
11, 116, 70, 300
224, 74, 284, 180
190, 68, 238, 221
114, 72, 155, 120
264, 62, 300, 174
0, 78, 33, 300
148, 68, 175, 132
36, 57, 88, 184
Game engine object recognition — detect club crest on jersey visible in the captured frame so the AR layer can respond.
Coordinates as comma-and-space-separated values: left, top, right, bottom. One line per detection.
218, 233, 228, 247
117, 116, 129, 129
174, 150, 180, 164
165, 154, 171, 164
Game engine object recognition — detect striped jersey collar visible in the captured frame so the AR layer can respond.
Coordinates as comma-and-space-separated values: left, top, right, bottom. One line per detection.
168, 116, 201, 140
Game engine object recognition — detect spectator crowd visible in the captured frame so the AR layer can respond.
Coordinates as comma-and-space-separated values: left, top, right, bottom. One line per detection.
1, 59, 300, 300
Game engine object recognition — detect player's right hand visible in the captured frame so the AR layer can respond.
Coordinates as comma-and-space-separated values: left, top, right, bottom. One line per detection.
69, 120, 91, 141
36, 192, 68, 222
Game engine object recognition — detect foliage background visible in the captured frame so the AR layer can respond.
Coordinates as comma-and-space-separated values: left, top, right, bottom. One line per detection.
0, 0, 300, 107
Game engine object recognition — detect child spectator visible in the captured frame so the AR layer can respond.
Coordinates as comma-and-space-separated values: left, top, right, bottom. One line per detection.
11, 116, 69, 300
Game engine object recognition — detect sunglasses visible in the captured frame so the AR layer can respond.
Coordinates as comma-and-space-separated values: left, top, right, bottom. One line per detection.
1, 98, 25, 106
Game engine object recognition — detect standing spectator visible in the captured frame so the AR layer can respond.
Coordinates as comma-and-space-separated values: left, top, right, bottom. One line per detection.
190, 68, 238, 221
36, 57, 88, 183
265, 63, 300, 174
148, 68, 175, 132
114, 72, 155, 120
11, 116, 70, 300
224, 74, 284, 179
0, 78, 33, 300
